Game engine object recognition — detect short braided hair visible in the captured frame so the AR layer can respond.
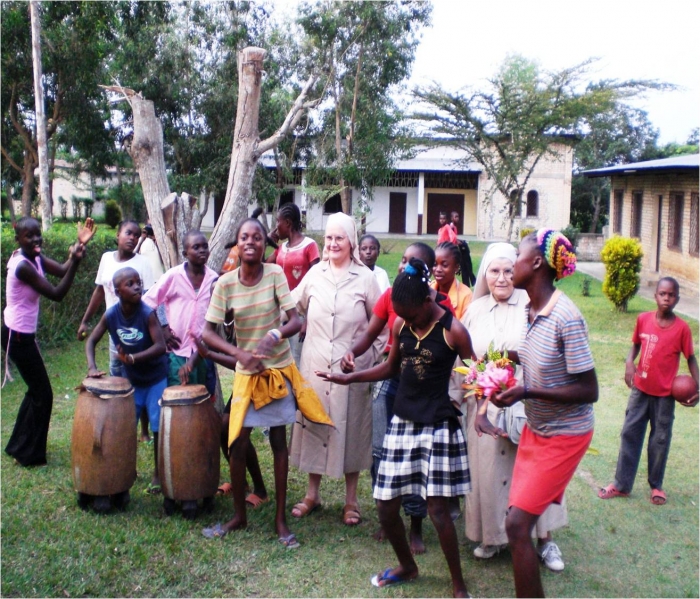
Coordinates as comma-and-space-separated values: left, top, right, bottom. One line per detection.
436, 241, 462, 273
277, 203, 302, 232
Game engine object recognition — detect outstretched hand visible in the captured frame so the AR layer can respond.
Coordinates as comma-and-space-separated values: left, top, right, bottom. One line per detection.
315, 370, 350, 385
77, 218, 96, 246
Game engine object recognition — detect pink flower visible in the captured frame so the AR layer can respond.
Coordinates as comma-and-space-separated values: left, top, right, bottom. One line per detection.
476, 363, 516, 398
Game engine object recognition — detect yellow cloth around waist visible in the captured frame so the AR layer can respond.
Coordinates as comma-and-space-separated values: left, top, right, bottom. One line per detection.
228, 363, 334, 446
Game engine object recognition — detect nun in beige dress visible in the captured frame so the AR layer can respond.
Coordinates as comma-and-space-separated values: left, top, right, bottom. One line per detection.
461, 242, 568, 563
289, 212, 384, 525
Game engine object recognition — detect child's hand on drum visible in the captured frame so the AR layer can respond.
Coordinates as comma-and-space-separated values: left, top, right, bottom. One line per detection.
87, 367, 105, 378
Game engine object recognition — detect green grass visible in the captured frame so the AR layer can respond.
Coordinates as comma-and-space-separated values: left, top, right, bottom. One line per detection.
2, 241, 698, 597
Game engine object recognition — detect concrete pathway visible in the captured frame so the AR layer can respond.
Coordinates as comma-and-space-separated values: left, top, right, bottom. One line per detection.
576, 262, 698, 321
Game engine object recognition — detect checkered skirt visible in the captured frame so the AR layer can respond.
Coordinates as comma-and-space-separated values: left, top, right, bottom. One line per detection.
373, 416, 470, 500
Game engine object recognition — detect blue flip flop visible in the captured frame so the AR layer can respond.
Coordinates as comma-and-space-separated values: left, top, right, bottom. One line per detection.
370, 568, 415, 588
278, 533, 300, 550
202, 523, 228, 539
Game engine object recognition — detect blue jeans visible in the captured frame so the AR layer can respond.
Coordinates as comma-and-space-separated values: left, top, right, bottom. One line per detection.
371, 376, 427, 519
613, 386, 675, 493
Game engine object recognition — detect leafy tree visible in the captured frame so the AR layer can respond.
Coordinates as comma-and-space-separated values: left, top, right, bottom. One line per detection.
413, 54, 674, 240
571, 103, 659, 232
1, 1, 117, 217
297, 0, 431, 213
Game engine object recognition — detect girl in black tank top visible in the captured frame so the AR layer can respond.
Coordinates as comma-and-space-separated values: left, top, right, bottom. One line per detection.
316, 258, 475, 597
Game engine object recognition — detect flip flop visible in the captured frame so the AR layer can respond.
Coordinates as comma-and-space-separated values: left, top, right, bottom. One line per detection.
651, 488, 667, 505
245, 492, 270, 509
291, 497, 322, 518
342, 503, 361, 526
370, 567, 416, 588
598, 484, 629, 499
278, 533, 300, 550
216, 483, 233, 496
202, 523, 228, 539
144, 483, 161, 496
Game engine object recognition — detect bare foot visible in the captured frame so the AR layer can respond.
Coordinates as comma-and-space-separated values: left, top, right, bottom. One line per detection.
372, 527, 386, 542
409, 530, 426, 555
140, 433, 151, 443
454, 587, 469, 598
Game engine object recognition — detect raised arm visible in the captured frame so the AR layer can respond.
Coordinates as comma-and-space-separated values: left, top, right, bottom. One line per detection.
17, 242, 84, 302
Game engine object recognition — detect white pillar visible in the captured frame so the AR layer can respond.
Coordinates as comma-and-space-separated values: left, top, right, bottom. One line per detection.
417, 172, 425, 234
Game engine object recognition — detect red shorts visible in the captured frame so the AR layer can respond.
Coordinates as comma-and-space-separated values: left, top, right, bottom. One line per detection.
509, 425, 593, 515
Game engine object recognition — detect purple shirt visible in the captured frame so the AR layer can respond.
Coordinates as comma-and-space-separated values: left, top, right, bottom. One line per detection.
143, 262, 218, 358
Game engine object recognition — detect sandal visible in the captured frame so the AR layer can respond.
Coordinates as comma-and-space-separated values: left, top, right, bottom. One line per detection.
651, 488, 667, 505
370, 567, 417, 588
216, 483, 233, 496
342, 503, 362, 526
202, 523, 228, 539
144, 483, 162, 496
598, 484, 629, 500
245, 492, 269, 509
291, 497, 322, 518
278, 533, 300, 549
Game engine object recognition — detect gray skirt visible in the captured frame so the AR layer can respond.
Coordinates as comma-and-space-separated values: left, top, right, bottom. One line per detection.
242, 379, 296, 428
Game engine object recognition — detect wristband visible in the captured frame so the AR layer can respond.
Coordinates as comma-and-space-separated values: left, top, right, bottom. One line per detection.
267, 329, 281, 343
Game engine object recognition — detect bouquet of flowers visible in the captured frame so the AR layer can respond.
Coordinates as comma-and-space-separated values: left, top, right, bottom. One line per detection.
454, 342, 517, 414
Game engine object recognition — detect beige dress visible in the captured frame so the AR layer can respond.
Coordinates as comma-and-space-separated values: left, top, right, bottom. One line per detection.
290, 260, 383, 478
461, 289, 568, 545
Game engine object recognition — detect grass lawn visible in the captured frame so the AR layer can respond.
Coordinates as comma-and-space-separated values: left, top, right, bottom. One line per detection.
2, 240, 698, 598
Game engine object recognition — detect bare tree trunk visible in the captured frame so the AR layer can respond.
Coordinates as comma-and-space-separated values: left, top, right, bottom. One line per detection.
590, 191, 602, 234
207, 47, 319, 272
126, 93, 178, 269
30, 1, 51, 230
6, 186, 17, 226
21, 157, 35, 217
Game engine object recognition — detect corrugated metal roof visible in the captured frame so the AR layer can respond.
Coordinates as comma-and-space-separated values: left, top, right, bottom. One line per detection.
581, 154, 699, 177
259, 145, 482, 173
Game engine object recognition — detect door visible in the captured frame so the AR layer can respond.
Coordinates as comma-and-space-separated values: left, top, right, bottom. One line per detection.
426, 193, 464, 234
389, 192, 407, 234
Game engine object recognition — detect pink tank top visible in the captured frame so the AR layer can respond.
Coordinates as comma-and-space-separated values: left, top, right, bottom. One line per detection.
3, 249, 44, 333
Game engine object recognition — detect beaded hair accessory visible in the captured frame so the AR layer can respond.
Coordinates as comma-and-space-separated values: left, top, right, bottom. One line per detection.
536, 229, 577, 280
404, 260, 430, 283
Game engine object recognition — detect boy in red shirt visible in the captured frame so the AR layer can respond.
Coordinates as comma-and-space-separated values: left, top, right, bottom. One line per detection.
599, 277, 698, 505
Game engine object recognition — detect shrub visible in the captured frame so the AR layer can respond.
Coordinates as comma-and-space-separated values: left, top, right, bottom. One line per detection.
561, 224, 581, 249
601, 235, 643, 312
104, 200, 122, 228
520, 227, 535, 239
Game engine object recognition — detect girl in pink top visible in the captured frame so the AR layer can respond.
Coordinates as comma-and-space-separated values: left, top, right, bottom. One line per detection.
3, 217, 95, 467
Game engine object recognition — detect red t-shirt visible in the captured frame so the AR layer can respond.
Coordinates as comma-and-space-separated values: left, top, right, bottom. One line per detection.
632, 311, 695, 397
269, 237, 320, 291
437, 224, 458, 245
373, 288, 455, 352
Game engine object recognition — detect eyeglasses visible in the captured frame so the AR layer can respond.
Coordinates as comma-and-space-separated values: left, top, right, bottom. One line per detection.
486, 267, 514, 279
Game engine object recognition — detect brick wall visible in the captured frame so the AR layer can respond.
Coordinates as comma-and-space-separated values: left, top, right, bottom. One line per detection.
577, 233, 605, 261
608, 171, 698, 293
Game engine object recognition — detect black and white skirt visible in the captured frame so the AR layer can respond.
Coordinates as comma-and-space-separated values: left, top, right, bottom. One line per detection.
373, 415, 470, 500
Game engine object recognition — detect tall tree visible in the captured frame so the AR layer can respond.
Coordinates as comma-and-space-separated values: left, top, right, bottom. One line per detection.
1, 1, 116, 218
414, 55, 674, 240
571, 103, 659, 233
297, 0, 431, 214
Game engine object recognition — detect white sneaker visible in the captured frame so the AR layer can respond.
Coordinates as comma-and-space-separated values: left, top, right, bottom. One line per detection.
473, 543, 507, 559
538, 541, 565, 572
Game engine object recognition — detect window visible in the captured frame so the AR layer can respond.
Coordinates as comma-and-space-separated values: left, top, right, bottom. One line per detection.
631, 191, 643, 238
667, 191, 684, 250
279, 190, 294, 206
526, 190, 539, 217
690, 192, 699, 256
613, 189, 624, 234
323, 193, 343, 214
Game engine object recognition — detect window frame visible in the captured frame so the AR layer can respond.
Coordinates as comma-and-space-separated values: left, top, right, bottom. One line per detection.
667, 191, 684, 251
613, 189, 624, 234
631, 190, 643, 238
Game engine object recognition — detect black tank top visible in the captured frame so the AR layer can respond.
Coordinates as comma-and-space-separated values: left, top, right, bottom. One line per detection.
393, 309, 459, 424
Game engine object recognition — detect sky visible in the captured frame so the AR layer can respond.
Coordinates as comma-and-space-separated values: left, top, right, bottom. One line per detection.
273, 0, 699, 146
409, 0, 699, 145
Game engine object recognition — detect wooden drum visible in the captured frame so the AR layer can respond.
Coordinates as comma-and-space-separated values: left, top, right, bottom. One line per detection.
158, 385, 221, 506
71, 377, 137, 500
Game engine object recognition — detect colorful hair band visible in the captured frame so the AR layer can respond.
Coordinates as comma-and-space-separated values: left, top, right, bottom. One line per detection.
536, 229, 577, 280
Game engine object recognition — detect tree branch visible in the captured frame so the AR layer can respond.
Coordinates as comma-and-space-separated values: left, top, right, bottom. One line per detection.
256, 74, 319, 155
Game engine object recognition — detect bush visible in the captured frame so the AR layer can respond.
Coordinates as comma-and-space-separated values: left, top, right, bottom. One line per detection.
104, 200, 122, 228
1, 222, 116, 348
520, 227, 535, 239
601, 235, 643, 312
561, 224, 581, 249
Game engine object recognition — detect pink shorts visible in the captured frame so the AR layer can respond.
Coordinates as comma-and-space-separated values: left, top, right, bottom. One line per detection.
509, 425, 593, 515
